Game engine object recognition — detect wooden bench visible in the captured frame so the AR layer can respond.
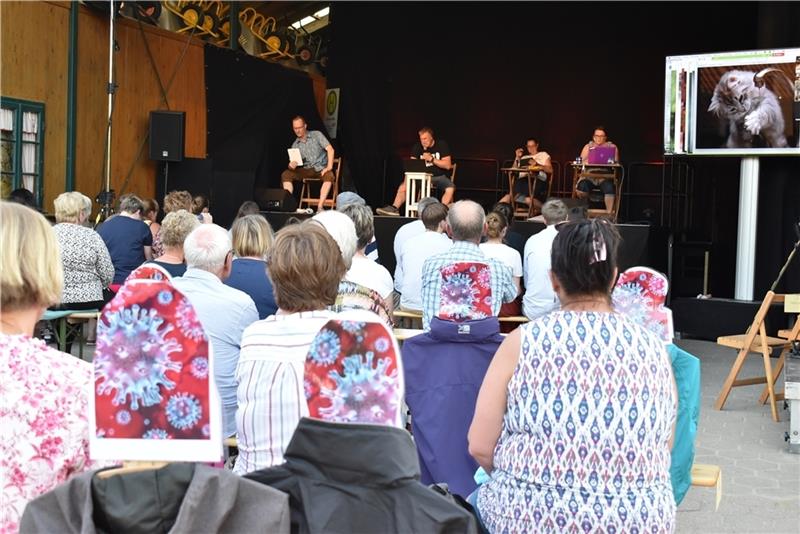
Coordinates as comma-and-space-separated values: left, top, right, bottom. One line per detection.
690, 463, 722, 511
40, 309, 101, 359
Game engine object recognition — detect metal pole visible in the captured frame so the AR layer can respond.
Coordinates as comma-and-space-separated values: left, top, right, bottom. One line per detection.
65, 2, 78, 191
104, 0, 115, 193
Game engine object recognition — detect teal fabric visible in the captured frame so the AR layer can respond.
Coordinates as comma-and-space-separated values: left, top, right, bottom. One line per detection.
667, 343, 701, 505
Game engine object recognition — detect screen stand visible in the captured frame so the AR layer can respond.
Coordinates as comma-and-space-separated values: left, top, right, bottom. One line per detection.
735, 157, 759, 300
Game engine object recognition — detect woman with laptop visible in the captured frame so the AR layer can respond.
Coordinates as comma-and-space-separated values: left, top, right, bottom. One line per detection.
575, 126, 620, 213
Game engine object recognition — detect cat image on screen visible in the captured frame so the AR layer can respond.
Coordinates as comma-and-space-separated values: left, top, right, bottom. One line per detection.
708, 69, 788, 148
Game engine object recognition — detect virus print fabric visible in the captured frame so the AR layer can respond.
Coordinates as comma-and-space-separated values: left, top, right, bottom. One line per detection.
438, 261, 493, 322
304, 318, 405, 428
612, 266, 674, 343
125, 263, 173, 284
95, 279, 211, 440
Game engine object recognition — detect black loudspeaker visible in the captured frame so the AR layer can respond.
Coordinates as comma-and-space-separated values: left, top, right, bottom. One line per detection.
255, 188, 297, 212
149, 110, 185, 162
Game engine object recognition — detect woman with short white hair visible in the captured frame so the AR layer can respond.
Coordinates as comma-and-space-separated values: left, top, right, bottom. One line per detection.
52, 191, 114, 310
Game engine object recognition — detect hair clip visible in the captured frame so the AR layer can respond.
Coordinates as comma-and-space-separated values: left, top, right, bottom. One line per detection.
590, 231, 607, 264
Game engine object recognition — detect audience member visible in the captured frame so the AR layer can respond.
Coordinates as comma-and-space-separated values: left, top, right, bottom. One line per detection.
172, 224, 258, 437
245, 317, 478, 533
8, 187, 38, 209
96, 194, 153, 286
141, 197, 161, 246
233, 200, 260, 223
234, 222, 346, 474
281, 116, 336, 213
336, 191, 379, 262
393, 196, 438, 299
469, 219, 676, 533
144, 209, 199, 278
192, 194, 210, 215
312, 210, 357, 270
51, 192, 114, 310
576, 125, 620, 213
341, 203, 394, 313
522, 199, 568, 320
0, 202, 100, 532
420, 200, 516, 330
378, 127, 455, 215
397, 202, 451, 311
480, 211, 522, 298
490, 201, 526, 258
225, 214, 278, 320
156, 190, 208, 257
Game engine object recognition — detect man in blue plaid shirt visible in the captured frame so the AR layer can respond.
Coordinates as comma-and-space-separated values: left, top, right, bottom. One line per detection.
420, 200, 517, 331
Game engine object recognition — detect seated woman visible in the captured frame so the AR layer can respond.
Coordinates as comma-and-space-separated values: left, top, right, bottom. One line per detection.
479, 211, 522, 302
245, 315, 478, 533
0, 202, 101, 532
142, 197, 161, 249
340, 203, 394, 314
233, 221, 346, 474
51, 191, 114, 310
145, 209, 199, 278
469, 219, 677, 533
224, 214, 278, 319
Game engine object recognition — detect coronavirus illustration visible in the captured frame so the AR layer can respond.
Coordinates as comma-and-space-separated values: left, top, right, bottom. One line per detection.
308, 328, 341, 366
176, 298, 206, 341
318, 352, 399, 424
165, 392, 202, 430
95, 304, 182, 410
439, 272, 480, 319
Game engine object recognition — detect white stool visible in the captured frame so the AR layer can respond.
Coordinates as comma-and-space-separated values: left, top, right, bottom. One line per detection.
404, 172, 432, 217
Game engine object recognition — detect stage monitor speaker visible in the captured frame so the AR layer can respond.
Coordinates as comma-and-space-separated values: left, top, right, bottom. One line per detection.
149, 110, 185, 162
255, 188, 297, 212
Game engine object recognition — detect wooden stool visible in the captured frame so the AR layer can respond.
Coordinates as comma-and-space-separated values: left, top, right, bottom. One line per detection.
404, 172, 432, 217
691, 463, 722, 511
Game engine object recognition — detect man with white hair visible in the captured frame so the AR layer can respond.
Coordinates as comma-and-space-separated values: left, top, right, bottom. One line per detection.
420, 200, 516, 331
172, 224, 258, 437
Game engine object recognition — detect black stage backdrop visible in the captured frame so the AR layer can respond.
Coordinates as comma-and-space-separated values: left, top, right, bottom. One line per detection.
204, 45, 326, 209
326, 2, 800, 297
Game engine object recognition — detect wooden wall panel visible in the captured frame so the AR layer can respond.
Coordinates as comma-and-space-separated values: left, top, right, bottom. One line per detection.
75, 8, 206, 205
0, 1, 69, 211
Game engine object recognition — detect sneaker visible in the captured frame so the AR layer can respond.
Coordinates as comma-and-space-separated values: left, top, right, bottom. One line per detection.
376, 205, 400, 216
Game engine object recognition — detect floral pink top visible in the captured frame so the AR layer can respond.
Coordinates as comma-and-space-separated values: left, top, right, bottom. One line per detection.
0, 334, 96, 533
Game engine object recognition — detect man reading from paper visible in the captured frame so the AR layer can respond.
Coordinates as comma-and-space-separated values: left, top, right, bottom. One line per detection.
281, 115, 336, 213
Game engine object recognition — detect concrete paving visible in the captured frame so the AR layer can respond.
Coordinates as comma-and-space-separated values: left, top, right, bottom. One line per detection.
674, 339, 800, 534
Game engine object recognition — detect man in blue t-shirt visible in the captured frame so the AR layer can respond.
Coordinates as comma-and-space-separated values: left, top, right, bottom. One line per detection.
97, 194, 153, 285
281, 115, 336, 213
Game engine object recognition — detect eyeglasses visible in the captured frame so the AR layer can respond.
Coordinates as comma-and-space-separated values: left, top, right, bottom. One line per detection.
593, 134, 607, 139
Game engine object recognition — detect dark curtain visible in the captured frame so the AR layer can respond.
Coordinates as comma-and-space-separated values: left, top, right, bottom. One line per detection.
326, 4, 391, 206
755, 158, 800, 295
204, 45, 325, 192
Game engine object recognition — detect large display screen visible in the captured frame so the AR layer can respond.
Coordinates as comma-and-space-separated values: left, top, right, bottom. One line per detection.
664, 48, 800, 156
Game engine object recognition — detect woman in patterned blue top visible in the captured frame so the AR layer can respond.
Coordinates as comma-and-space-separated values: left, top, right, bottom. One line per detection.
469, 219, 677, 533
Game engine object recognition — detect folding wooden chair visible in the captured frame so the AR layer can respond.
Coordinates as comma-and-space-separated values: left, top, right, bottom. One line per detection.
715, 291, 798, 422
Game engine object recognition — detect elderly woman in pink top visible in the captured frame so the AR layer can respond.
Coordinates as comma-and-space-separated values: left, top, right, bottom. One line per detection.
0, 202, 101, 532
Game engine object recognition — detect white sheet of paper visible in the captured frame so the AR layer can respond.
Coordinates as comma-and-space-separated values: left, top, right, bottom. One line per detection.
288, 148, 303, 166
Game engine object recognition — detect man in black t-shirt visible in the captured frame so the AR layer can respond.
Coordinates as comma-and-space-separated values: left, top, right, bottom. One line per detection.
377, 127, 454, 216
